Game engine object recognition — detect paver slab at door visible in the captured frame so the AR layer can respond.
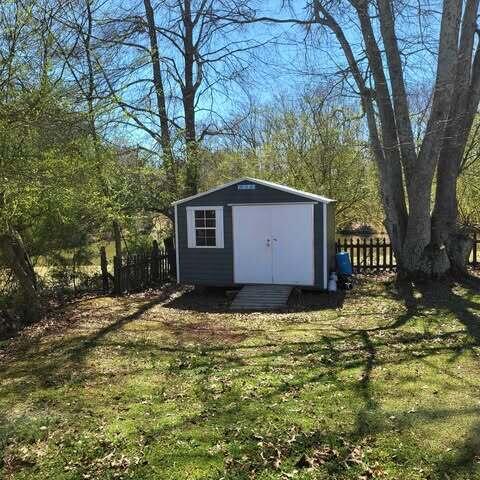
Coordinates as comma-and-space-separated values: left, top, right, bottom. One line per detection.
230, 284, 293, 310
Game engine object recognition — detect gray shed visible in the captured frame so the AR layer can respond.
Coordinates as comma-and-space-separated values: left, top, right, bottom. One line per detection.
173, 178, 336, 289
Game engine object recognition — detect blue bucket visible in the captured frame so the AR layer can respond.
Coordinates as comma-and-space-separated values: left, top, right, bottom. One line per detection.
336, 252, 353, 275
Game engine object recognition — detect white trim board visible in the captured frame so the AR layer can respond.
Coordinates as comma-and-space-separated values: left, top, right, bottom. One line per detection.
323, 203, 328, 289
174, 204, 180, 283
171, 177, 335, 206
227, 201, 318, 206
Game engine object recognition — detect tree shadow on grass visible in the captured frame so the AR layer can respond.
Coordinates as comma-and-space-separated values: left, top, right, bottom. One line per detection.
388, 275, 480, 338
354, 330, 378, 436
154, 325, 478, 479
132, 289, 480, 477
68, 294, 167, 363
0, 291, 170, 398
395, 276, 480, 479
71, 275, 480, 478
2, 277, 480, 478
355, 275, 480, 479
289, 289, 346, 311
221, 275, 480, 479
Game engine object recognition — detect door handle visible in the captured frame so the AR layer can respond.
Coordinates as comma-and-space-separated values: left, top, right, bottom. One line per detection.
266, 238, 271, 247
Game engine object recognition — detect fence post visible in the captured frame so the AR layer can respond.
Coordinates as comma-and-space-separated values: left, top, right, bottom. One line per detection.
100, 247, 109, 292
151, 240, 160, 283
356, 238, 360, 273
382, 238, 387, 271
113, 255, 122, 294
473, 233, 478, 268
164, 236, 176, 277
368, 237, 375, 273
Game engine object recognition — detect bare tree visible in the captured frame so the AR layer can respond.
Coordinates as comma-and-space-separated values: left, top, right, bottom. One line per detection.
99, 0, 259, 196
241, 0, 480, 277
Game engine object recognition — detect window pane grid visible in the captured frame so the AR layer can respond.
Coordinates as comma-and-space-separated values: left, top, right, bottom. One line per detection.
194, 209, 216, 246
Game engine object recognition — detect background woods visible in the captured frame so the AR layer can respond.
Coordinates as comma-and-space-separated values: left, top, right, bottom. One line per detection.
0, 0, 480, 328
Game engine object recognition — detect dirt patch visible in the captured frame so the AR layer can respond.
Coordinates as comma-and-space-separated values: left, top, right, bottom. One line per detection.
163, 286, 233, 312
163, 318, 247, 344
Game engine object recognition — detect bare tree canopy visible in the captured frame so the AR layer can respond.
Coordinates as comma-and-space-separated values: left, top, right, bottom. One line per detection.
84, 0, 262, 196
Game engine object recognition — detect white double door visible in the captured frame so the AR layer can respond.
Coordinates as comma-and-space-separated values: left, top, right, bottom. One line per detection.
233, 204, 314, 285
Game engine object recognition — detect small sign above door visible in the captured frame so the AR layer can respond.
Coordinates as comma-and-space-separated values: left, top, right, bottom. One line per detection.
238, 184, 256, 190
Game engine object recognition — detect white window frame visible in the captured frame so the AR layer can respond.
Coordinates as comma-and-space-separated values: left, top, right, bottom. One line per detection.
186, 206, 224, 248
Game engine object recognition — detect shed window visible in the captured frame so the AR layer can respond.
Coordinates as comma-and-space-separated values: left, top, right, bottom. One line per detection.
195, 210, 216, 246
186, 206, 224, 248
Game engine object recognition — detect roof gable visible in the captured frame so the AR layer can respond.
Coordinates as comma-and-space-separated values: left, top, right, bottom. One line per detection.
172, 177, 335, 206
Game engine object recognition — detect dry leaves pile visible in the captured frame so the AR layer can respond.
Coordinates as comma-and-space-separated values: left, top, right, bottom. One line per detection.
226, 429, 385, 479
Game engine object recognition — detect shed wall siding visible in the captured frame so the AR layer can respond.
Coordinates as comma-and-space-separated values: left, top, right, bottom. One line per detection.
177, 180, 331, 287
327, 203, 337, 275
177, 205, 234, 285
314, 204, 324, 288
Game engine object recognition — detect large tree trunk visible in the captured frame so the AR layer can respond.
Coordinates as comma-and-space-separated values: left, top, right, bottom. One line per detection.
0, 227, 41, 324
112, 220, 122, 259
431, 128, 464, 274
430, 140, 473, 275
143, 0, 178, 194
182, 0, 199, 197
396, 0, 461, 277
396, 153, 473, 278
428, 0, 480, 274
315, 4, 408, 258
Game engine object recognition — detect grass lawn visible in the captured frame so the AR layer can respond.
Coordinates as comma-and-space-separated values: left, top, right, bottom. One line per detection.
1, 278, 480, 479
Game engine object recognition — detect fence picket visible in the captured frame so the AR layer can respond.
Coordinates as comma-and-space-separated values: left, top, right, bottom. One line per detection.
382, 238, 387, 271
356, 238, 360, 273
369, 238, 373, 272
113, 256, 122, 294
473, 233, 478, 268
388, 241, 393, 269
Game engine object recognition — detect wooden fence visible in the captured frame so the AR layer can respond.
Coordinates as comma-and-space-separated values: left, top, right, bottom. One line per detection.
108, 240, 175, 294
336, 233, 480, 274
101, 234, 479, 293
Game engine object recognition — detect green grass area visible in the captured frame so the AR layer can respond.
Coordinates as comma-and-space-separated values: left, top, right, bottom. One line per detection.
1, 278, 480, 479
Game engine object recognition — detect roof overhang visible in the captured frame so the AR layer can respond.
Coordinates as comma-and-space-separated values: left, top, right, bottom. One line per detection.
171, 177, 336, 206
